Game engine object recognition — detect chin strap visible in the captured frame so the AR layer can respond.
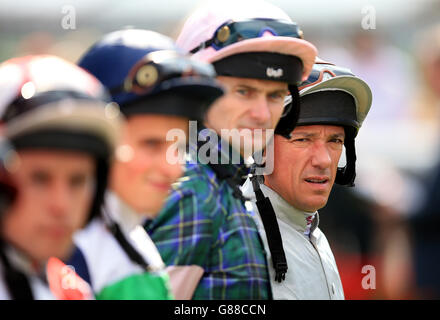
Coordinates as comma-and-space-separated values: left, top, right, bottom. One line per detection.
102, 207, 150, 271
250, 166, 288, 282
335, 131, 356, 187
209, 163, 250, 202
274, 84, 300, 139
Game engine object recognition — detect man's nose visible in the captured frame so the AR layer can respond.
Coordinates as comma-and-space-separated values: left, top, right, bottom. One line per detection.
49, 181, 71, 217
249, 96, 271, 125
310, 141, 332, 170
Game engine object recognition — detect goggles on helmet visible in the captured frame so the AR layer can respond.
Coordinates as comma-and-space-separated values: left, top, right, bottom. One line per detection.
110, 50, 217, 96
190, 18, 304, 54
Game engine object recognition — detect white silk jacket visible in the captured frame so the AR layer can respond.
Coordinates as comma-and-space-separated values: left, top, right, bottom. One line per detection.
241, 178, 345, 300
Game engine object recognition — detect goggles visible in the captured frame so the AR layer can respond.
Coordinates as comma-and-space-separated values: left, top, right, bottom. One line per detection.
190, 18, 304, 54
299, 63, 354, 90
110, 50, 217, 96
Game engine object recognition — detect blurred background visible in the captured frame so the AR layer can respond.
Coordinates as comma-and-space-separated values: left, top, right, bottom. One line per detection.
1, 0, 440, 299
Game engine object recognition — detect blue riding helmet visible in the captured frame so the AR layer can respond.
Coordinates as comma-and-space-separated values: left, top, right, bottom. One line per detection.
78, 29, 224, 121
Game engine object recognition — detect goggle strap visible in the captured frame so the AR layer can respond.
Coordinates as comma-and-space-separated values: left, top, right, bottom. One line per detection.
190, 38, 215, 54
189, 19, 300, 54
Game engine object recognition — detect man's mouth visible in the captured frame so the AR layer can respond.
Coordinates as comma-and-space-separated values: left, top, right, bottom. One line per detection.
44, 225, 71, 239
149, 181, 172, 192
304, 177, 329, 184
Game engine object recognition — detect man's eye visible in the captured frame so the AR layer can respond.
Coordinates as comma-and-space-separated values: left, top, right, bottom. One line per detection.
330, 138, 344, 144
31, 171, 50, 185
70, 175, 87, 188
329, 138, 344, 149
290, 138, 309, 146
269, 92, 285, 100
236, 88, 249, 96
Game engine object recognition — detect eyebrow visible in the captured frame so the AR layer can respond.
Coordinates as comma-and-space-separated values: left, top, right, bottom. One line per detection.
269, 89, 289, 96
235, 84, 258, 91
290, 132, 316, 138
290, 132, 345, 139
235, 85, 289, 95
331, 133, 345, 139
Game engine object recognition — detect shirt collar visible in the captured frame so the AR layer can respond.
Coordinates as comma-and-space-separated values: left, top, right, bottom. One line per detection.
242, 177, 319, 236
193, 128, 251, 184
2, 242, 47, 278
102, 191, 165, 272
103, 191, 146, 235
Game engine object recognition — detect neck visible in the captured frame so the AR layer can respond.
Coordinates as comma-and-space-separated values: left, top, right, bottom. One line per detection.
105, 190, 145, 233
258, 183, 318, 236
195, 127, 246, 165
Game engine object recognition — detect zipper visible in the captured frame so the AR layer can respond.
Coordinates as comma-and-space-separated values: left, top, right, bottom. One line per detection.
309, 237, 332, 299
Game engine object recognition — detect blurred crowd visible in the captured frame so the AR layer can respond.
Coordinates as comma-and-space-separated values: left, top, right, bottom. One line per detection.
318, 24, 440, 299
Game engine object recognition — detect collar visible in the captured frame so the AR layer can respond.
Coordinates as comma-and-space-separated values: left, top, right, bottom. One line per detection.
192, 127, 251, 185
242, 178, 319, 237
103, 191, 146, 235
102, 191, 165, 272
1, 242, 46, 278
